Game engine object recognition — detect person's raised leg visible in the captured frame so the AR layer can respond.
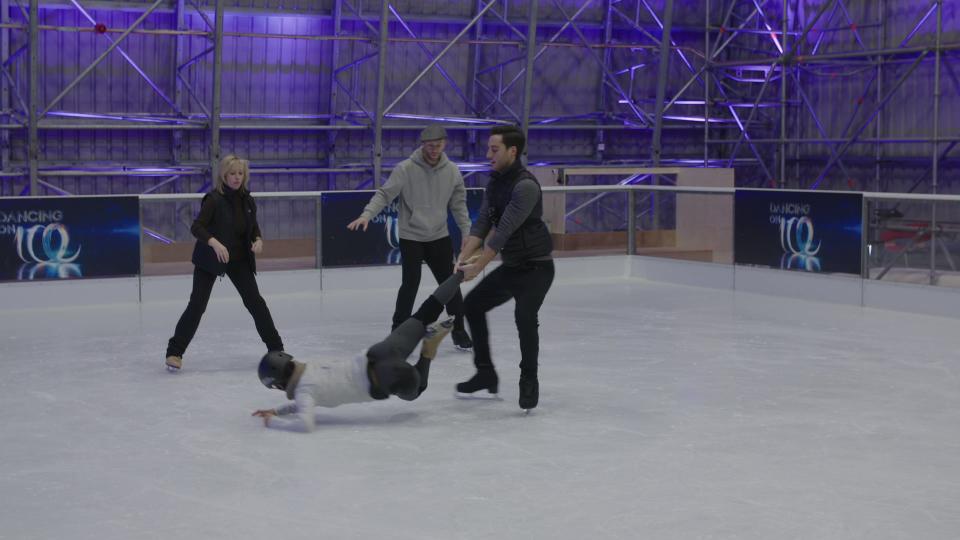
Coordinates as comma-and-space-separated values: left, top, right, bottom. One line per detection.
411, 316, 455, 397
368, 271, 465, 369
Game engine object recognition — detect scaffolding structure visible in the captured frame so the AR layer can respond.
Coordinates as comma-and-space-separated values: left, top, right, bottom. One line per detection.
701, 0, 957, 192
0, 0, 956, 196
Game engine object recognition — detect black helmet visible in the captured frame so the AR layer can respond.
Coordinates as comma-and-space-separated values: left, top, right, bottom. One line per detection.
258, 351, 295, 390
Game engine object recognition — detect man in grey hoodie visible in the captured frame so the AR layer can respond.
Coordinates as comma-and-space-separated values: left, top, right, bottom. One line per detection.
347, 124, 474, 351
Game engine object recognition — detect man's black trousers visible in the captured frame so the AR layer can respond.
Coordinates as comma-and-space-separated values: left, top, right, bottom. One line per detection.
393, 236, 464, 331
463, 260, 554, 377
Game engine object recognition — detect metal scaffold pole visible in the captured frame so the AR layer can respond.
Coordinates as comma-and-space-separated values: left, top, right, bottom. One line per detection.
372, 0, 389, 187
210, 0, 224, 179
929, 0, 943, 285
28, 0, 38, 194
520, 0, 539, 155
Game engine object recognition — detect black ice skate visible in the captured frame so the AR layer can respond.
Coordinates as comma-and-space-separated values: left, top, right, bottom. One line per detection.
451, 328, 473, 352
519, 376, 538, 412
455, 368, 500, 399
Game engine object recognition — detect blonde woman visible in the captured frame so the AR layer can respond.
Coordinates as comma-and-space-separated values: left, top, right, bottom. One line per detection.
165, 155, 284, 371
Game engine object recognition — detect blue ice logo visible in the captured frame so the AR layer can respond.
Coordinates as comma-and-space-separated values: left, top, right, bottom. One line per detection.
779, 216, 820, 256
778, 216, 821, 271
14, 223, 83, 279
15, 223, 82, 263
369, 201, 401, 262
383, 209, 401, 264
384, 215, 400, 249
17, 261, 82, 280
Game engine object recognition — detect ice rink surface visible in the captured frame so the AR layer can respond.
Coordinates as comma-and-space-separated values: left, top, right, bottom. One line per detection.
2, 271, 959, 539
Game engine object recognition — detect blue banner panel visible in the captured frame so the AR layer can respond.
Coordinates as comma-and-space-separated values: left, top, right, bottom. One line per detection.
321, 188, 484, 268
734, 189, 863, 274
0, 196, 140, 281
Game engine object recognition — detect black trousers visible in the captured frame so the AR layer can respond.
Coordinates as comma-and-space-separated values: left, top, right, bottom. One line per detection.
393, 236, 464, 331
368, 273, 459, 401
464, 260, 555, 378
166, 262, 284, 357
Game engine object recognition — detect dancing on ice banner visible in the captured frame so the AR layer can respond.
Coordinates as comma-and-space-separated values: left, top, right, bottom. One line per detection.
0, 196, 140, 281
734, 189, 863, 274
321, 189, 484, 267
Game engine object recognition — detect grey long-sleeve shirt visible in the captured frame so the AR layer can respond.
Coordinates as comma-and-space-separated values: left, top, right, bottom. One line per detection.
360, 149, 470, 242
265, 354, 374, 433
470, 178, 552, 260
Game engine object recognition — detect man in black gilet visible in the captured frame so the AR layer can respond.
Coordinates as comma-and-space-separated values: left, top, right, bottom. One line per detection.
455, 125, 555, 411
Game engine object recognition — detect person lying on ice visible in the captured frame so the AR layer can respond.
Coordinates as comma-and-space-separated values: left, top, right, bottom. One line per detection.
252, 271, 464, 432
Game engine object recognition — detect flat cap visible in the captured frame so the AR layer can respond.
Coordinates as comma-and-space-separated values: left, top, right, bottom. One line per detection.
419, 124, 447, 141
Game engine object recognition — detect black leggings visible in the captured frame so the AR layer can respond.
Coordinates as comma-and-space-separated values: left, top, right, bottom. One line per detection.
166, 262, 283, 357
367, 272, 463, 400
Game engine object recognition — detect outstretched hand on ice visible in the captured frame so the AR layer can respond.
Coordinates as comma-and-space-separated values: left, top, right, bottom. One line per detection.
252, 409, 277, 426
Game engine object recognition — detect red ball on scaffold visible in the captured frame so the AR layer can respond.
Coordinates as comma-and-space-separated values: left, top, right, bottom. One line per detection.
95, 23, 107, 34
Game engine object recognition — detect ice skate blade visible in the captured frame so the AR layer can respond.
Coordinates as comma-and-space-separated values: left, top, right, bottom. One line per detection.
454, 345, 472, 353
165, 365, 181, 373
454, 391, 501, 400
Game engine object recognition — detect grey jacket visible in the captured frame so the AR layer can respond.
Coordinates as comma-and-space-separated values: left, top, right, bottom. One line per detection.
360, 149, 470, 242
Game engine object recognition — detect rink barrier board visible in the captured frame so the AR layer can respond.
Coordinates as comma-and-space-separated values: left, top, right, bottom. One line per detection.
6, 185, 960, 318
4, 255, 960, 320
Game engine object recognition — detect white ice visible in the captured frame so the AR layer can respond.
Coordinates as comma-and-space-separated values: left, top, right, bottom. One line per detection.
2, 268, 960, 540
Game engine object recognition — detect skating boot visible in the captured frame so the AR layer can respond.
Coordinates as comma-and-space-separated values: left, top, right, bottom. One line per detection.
455, 367, 499, 399
519, 376, 539, 412
451, 328, 473, 352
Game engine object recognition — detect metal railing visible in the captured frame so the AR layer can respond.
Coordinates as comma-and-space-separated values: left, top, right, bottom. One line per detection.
2, 184, 947, 298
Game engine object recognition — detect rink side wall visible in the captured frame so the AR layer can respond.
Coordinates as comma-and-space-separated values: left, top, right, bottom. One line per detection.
3, 254, 960, 320
629, 256, 960, 319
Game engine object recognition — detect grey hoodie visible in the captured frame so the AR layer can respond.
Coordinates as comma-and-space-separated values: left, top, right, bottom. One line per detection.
360, 148, 470, 242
